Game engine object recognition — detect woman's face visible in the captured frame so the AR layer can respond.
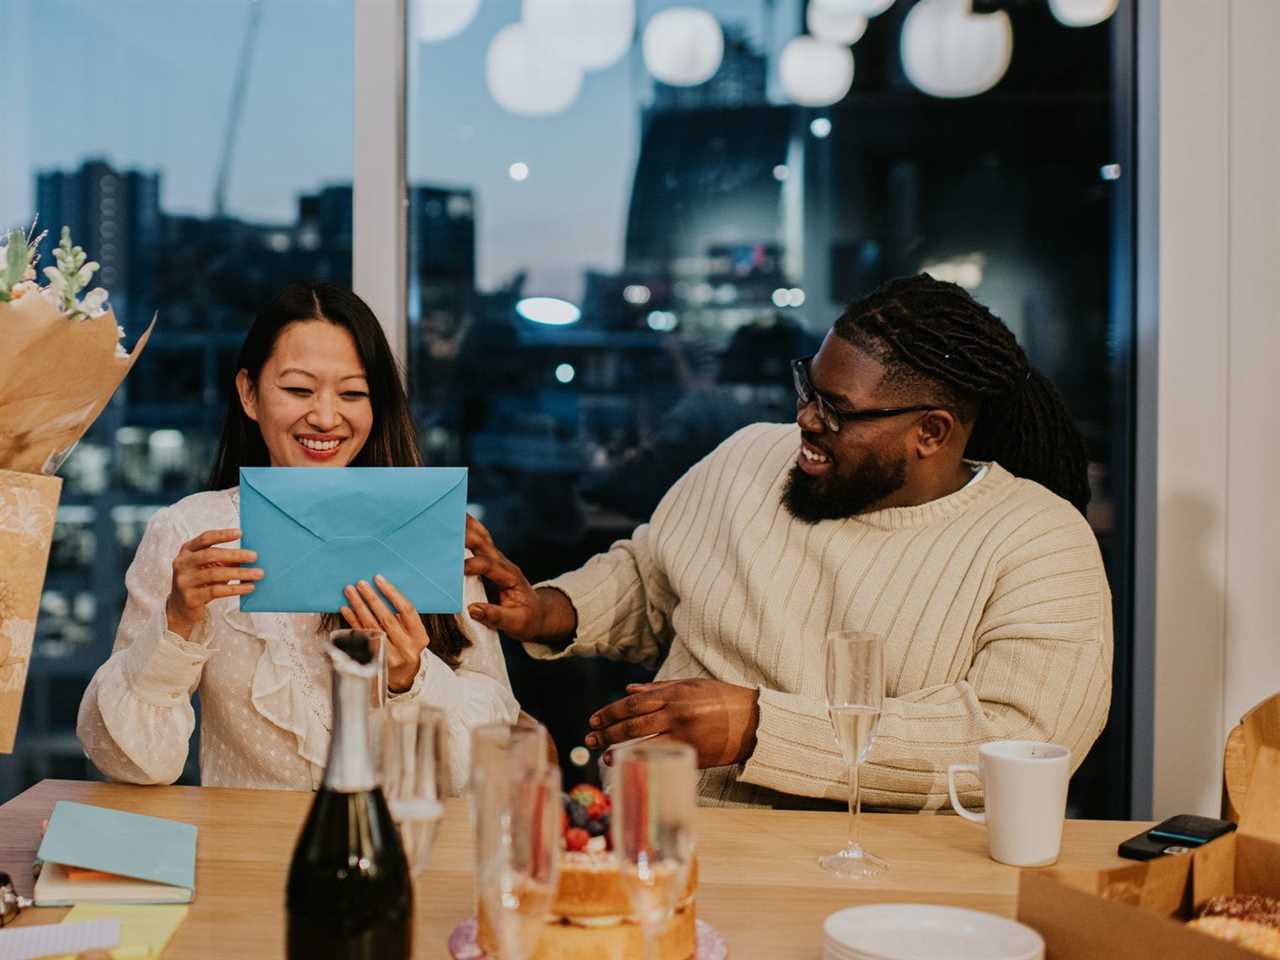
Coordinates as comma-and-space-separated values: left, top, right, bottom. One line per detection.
235, 320, 374, 468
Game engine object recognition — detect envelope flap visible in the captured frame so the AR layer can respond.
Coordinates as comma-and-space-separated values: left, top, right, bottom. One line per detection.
370, 467, 468, 538
239, 467, 466, 540
312, 537, 461, 612
240, 468, 329, 541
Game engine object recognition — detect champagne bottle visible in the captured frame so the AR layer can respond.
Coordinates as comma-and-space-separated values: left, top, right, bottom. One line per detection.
286, 630, 412, 959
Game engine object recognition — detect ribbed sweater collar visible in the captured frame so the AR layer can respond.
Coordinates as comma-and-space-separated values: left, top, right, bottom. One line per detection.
844, 463, 1017, 531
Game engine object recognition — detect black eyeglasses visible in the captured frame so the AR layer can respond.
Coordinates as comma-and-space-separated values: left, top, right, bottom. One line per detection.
791, 357, 936, 434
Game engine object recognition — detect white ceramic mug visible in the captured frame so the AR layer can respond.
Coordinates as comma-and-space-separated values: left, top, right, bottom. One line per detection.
947, 740, 1071, 867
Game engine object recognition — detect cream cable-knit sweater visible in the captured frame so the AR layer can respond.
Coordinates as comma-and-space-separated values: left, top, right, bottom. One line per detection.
527, 423, 1112, 810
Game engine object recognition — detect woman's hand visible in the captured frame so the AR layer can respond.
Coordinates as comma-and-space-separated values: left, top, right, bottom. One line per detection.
166, 528, 263, 640
341, 575, 429, 694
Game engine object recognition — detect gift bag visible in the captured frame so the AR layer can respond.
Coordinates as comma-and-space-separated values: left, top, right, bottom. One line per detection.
0, 470, 61, 752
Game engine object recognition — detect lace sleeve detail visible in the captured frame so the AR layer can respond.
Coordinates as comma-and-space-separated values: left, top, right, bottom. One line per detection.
77, 507, 210, 784
388, 575, 519, 794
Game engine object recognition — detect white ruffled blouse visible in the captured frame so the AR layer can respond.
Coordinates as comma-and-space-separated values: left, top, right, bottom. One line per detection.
77, 487, 519, 793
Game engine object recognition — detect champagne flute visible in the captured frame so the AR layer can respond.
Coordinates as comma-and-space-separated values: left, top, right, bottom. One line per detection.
611, 742, 697, 960
380, 702, 447, 877
469, 719, 549, 809
819, 630, 889, 878
474, 764, 562, 960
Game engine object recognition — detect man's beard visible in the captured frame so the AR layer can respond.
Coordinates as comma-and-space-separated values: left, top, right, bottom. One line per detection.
782, 444, 908, 523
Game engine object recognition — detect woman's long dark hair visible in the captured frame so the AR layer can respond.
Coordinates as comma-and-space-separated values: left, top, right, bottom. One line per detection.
209, 282, 471, 667
835, 274, 1092, 514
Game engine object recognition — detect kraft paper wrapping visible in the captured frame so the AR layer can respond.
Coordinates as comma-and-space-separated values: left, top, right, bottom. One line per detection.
0, 469, 61, 753
0, 293, 154, 475
0, 290, 152, 752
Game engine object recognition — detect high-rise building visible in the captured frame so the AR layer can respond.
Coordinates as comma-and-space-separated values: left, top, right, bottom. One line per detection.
624, 103, 795, 335
296, 184, 354, 284
410, 185, 476, 301
629, 24, 797, 341
298, 184, 353, 251
35, 159, 161, 323
407, 185, 477, 447
650, 24, 767, 113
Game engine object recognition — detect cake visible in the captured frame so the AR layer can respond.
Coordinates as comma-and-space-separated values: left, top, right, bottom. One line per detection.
476, 783, 698, 960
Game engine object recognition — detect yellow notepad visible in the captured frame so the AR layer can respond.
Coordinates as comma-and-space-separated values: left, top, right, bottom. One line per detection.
52, 903, 188, 959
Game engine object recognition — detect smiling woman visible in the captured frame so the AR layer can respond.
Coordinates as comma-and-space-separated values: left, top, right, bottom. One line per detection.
209, 285, 416, 483
234, 322, 374, 468
75, 282, 520, 793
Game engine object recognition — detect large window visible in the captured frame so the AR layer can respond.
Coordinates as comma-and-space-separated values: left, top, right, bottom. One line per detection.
406, 0, 1137, 816
0, 0, 353, 799
0, 0, 1140, 817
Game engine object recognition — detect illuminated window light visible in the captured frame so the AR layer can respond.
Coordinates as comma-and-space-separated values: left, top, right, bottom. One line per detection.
623, 284, 652, 305
517, 297, 581, 325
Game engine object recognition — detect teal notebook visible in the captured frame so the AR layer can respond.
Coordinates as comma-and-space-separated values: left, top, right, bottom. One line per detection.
33, 801, 197, 905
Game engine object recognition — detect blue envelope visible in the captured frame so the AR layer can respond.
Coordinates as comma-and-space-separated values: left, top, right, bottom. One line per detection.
239, 466, 468, 614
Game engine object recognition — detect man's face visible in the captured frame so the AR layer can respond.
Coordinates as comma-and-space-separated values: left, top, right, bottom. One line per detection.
783, 335, 919, 522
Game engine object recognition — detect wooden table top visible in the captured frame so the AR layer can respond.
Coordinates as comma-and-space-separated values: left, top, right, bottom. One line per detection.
0, 779, 1151, 959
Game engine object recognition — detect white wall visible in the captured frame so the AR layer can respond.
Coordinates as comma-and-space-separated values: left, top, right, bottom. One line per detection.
1154, 0, 1280, 818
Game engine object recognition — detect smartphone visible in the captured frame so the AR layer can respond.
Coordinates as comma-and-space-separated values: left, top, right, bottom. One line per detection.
1118, 814, 1237, 861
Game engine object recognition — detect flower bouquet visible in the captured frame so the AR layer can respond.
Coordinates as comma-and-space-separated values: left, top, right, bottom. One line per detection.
0, 222, 154, 751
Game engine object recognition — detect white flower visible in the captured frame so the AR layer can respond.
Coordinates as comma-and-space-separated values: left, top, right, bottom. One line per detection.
77, 262, 99, 285
80, 287, 109, 315
43, 265, 67, 290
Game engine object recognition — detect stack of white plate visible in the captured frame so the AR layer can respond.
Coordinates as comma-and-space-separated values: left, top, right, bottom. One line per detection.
823, 904, 1045, 960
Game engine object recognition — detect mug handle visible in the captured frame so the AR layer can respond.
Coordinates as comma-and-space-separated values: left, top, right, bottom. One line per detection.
947, 763, 985, 824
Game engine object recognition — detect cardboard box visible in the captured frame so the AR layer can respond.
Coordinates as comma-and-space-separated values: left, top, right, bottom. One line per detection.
1019, 747, 1280, 958
0, 469, 61, 753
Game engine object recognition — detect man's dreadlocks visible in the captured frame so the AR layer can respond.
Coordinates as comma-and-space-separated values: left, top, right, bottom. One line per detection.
834, 274, 1092, 513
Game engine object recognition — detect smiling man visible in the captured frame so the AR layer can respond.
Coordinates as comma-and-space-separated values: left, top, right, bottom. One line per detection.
466, 274, 1113, 810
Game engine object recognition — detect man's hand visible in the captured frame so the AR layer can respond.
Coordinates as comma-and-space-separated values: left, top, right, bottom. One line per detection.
464, 515, 577, 643
586, 679, 761, 769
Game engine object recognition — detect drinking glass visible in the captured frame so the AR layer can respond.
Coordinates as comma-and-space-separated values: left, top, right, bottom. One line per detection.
474, 763, 562, 960
468, 719, 549, 807
819, 630, 889, 878
610, 741, 697, 960
380, 702, 447, 877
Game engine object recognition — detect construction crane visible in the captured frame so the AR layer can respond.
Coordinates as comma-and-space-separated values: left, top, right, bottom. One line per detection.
213, 0, 264, 219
